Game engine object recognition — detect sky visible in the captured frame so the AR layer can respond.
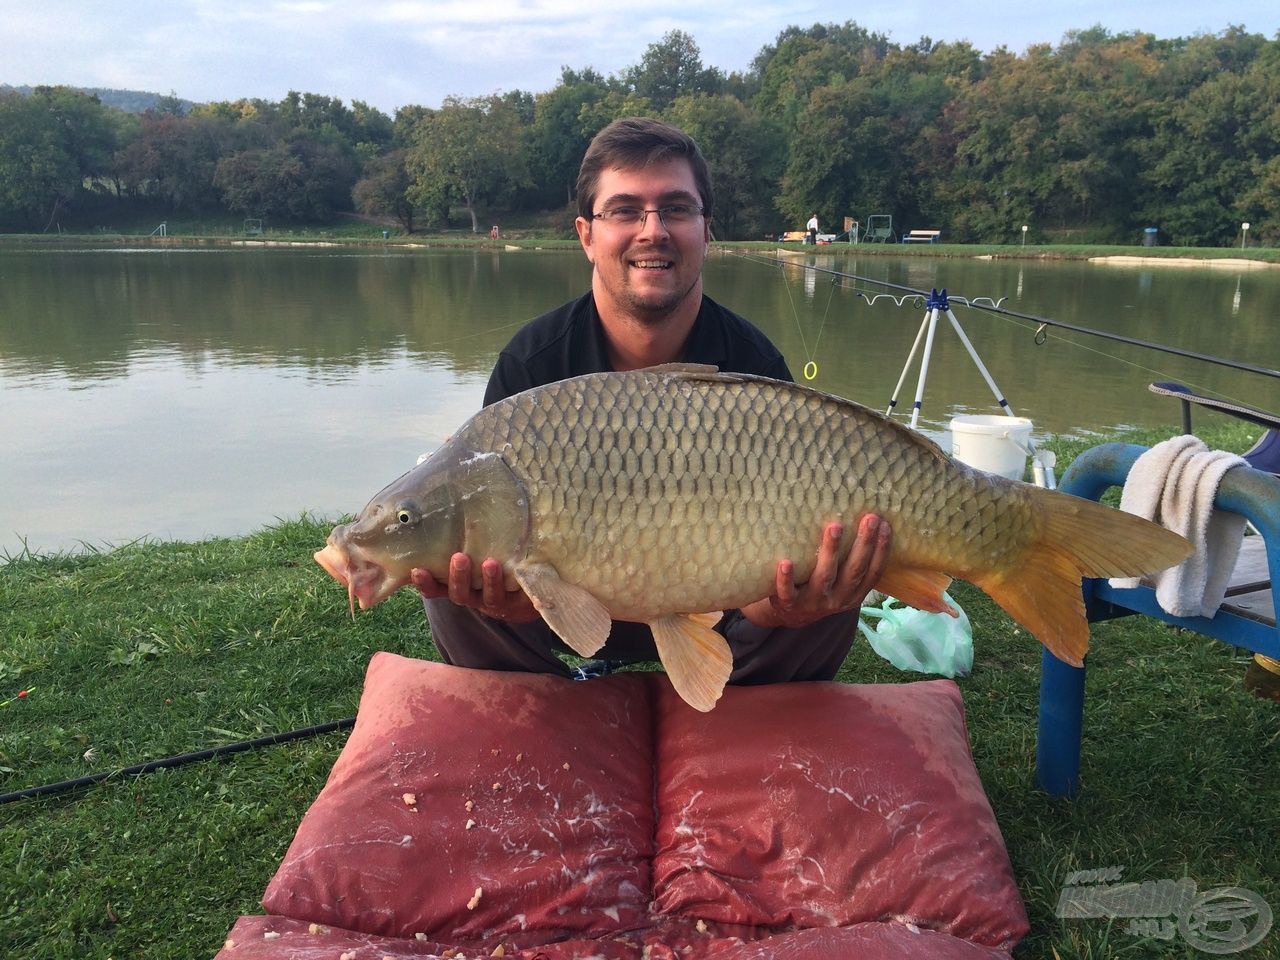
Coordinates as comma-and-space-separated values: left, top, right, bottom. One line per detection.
3, 1, 1277, 114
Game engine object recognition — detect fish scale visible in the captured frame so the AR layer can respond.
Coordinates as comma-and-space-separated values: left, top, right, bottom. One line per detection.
317, 364, 1193, 711
458, 368, 1033, 621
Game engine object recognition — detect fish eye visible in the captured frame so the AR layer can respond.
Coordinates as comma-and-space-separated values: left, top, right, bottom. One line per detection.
395, 507, 417, 525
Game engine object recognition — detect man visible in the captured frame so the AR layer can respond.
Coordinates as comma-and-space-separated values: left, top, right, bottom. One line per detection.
806, 212, 820, 245
413, 117, 891, 683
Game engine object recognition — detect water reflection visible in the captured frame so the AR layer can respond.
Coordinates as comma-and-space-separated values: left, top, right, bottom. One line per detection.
1, 244, 1276, 554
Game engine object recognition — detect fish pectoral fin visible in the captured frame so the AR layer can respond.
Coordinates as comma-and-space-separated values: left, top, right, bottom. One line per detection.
875, 564, 957, 616
649, 614, 733, 713
513, 562, 611, 658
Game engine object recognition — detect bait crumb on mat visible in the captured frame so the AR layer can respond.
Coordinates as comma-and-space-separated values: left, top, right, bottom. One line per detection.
464, 799, 474, 812
467, 887, 483, 910
307, 923, 329, 935
465, 818, 476, 830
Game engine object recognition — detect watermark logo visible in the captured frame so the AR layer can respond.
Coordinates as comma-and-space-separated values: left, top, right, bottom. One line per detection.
1056, 867, 1272, 954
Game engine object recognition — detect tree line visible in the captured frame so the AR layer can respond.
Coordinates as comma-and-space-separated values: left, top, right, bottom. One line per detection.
1, 22, 1276, 245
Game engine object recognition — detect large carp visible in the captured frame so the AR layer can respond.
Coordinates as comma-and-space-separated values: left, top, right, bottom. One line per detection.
316, 365, 1191, 711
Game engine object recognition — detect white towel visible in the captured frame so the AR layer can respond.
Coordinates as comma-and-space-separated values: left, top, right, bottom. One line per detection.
1109, 435, 1248, 618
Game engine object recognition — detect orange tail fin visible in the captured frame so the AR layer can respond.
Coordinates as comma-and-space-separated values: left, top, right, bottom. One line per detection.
970, 490, 1192, 667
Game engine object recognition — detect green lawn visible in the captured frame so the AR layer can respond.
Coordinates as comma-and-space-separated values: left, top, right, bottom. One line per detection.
1, 422, 1276, 958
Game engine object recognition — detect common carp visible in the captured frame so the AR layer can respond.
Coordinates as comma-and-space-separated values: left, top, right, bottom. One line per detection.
315, 365, 1191, 711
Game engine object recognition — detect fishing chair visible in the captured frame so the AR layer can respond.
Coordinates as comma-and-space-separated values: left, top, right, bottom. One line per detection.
1036, 383, 1280, 797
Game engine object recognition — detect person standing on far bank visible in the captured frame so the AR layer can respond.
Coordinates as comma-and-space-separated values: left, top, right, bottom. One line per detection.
413, 118, 892, 684
807, 212, 820, 244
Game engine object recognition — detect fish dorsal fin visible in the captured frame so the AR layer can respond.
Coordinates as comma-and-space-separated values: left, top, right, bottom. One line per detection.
513, 562, 610, 658
649, 614, 733, 712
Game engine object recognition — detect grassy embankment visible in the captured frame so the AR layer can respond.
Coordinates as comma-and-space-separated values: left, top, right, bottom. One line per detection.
1, 421, 1278, 959
2, 216, 1277, 263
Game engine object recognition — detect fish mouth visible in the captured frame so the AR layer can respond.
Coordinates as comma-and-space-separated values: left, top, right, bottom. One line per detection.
314, 536, 408, 614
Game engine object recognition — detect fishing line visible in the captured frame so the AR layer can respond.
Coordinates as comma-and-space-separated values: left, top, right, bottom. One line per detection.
822, 268, 1267, 412
980, 309, 1268, 414
774, 258, 815, 378
728, 250, 1280, 383
773, 257, 841, 380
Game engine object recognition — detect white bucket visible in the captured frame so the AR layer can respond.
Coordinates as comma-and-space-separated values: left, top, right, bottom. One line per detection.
949, 415, 1034, 480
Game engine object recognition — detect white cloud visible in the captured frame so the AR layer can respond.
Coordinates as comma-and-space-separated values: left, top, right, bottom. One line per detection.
4, 0, 1275, 112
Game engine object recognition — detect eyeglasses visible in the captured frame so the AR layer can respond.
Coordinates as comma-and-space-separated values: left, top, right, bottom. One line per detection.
591, 203, 705, 228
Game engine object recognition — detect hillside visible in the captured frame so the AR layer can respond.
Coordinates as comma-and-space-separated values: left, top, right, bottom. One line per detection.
0, 84, 196, 114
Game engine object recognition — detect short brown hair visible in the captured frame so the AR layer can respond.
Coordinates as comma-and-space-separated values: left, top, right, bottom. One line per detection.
576, 117, 714, 223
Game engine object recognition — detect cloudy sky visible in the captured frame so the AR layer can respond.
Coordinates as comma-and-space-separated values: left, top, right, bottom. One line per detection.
4, 1, 1276, 113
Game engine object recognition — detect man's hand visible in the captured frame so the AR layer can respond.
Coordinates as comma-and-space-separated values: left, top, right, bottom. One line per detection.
740, 514, 892, 629
411, 554, 541, 624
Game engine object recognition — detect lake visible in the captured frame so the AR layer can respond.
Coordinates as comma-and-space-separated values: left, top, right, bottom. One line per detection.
1, 243, 1277, 556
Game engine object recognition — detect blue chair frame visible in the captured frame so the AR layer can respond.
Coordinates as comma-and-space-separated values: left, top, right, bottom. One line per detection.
1036, 442, 1280, 797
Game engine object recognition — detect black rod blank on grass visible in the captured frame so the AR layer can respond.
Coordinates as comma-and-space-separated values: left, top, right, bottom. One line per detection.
0, 717, 355, 805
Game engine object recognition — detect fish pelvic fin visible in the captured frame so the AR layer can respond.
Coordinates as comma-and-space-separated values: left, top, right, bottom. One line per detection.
650, 614, 733, 712
875, 564, 957, 616
972, 489, 1193, 667
513, 562, 611, 658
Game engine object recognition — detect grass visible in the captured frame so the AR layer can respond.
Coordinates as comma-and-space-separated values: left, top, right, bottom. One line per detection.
1, 422, 1277, 958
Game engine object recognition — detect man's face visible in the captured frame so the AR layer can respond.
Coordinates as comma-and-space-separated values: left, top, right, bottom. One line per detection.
575, 159, 711, 325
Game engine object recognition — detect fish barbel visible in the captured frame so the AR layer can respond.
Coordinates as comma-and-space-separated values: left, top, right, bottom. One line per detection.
315, 364, 1191, 711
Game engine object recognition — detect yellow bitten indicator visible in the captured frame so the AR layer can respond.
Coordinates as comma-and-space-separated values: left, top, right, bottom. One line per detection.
803, 361, 818, 381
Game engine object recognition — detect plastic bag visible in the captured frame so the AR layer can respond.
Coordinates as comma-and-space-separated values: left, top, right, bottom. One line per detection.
858, 592, 973, 678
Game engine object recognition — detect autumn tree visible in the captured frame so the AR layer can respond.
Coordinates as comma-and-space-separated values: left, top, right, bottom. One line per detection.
353, 148, 419, 232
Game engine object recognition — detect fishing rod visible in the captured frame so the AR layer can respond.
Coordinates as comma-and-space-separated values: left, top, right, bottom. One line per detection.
733, 251, 1280, 381
0, 717, 355, 805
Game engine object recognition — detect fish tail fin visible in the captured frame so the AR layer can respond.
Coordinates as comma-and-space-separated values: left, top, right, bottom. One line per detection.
971, 490, 1192, 667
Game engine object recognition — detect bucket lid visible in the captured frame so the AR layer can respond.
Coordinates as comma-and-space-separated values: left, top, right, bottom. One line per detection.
949, 414, 1033, 432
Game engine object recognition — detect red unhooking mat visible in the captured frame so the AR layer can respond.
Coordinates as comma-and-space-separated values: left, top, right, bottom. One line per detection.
214, 653, 1028, 958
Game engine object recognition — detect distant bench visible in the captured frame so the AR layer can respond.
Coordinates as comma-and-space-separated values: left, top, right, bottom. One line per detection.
902, 229, 942, 244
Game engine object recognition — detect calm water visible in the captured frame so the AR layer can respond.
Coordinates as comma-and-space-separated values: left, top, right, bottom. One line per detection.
1, 244, 1277, 555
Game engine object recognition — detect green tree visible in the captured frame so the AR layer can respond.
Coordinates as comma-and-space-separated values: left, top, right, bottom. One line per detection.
0, 86, 118, 229
752, 22, 890, 134
531, 68, 611, 206
403, 96, 530, 233
1136, 29, 1277, 244
664, 94, 785, 239
623, 30, 723, 110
